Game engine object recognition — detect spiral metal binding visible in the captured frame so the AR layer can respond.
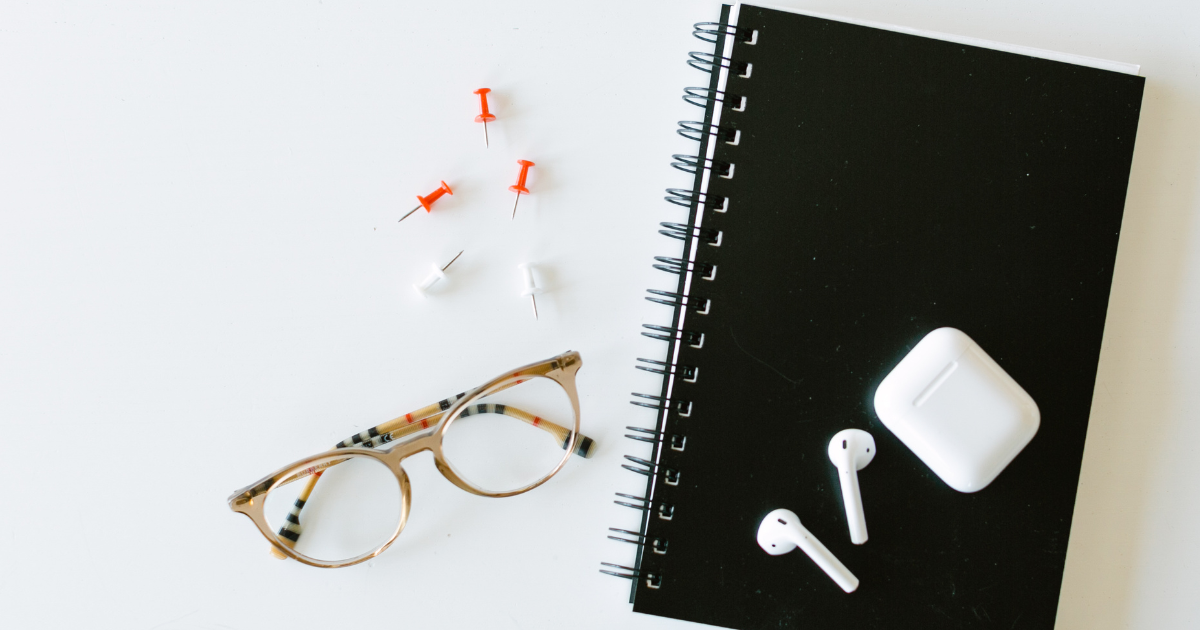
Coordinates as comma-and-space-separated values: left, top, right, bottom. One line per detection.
626, 425, 688, 451
671, 154, 733, 178
606, 494, 671, 581
600, 562, 663, 588
651, 256, 716, 280
622, 455, 655, 475
614, 492, 676, 519
693, 21, 755, 44
609, 528, 670, 555
642, 323, 704, 347
614, 492, 653, 511
625, 426, 658, 444
659, 222, 720, 245
636, 357, 699, 381
622, 455, 681, 485
630, 392, 692, 415
683, 87, 744, 110
678, 120, 738, 144
687, 51, 750, 76
599, 562, 641, 579
665, 188, 727, 211
608, 11, 745, 591
646, 289, 710, 313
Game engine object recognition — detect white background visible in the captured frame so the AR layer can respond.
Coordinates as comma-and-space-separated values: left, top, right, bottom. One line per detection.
0, 1, 1196, 628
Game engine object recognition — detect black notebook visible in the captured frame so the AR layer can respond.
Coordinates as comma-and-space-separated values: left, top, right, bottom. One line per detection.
605, 4, 1144, 629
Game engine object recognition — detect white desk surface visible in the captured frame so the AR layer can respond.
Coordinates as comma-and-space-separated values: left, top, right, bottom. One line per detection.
1, 1, 1196, 628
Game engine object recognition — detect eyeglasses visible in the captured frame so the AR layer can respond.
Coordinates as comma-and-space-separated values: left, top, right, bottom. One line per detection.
227, 350, 593, 568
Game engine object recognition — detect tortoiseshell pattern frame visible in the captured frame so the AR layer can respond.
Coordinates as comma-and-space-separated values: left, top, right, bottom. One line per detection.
227, 350, 589, 568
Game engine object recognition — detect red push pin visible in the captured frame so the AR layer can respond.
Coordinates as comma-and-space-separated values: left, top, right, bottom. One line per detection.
474, 88, 496, 148
509, 160, 535, 220
399, 181, 453, 223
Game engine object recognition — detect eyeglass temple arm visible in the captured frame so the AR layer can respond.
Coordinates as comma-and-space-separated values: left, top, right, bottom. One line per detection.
331, 382, 517, 448
336, 385, 595, 458
269, 472, 321, 557
455, 402, 595, 457
262, 390, 593, 499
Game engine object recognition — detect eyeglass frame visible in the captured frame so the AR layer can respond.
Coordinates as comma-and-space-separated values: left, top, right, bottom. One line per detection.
226, 350, 588, 569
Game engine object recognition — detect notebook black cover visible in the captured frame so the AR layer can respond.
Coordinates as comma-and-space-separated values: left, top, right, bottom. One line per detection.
623, 5, 1144, 629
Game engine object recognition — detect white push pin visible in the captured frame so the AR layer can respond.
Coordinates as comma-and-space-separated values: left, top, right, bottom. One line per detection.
517, 263, 543, 319
413, 250, 464, 297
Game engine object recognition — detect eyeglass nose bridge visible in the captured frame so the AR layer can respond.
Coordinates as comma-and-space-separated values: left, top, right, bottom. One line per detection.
376, 432, 441, 469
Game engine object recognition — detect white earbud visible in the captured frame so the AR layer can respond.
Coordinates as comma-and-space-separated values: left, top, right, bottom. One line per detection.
828, 429, 876, 545
756, 508, 859, 593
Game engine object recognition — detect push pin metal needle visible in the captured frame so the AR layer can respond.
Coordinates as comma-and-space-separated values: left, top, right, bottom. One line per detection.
413, 250, 465, 297
518, 263, 543, 320
399, 181, 453, 223
509, 160, 535, 220
474, 88, 496, 148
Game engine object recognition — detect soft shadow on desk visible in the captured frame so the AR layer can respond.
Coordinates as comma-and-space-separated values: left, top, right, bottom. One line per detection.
1054, 79, 1199, 629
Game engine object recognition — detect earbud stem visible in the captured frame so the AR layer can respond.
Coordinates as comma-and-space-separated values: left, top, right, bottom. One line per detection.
840, 469, 868, 544
788, 522, 860, 593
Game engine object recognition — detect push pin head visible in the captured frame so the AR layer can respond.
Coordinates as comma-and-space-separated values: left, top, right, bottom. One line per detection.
413, 250, 464, 297
517, 263, 544, 320
474, 88, 495, 148
400, 181, 453, 223
509, 160, 535, 220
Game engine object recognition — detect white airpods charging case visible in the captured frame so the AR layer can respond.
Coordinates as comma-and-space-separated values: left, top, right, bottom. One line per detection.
873, 328, 1039, 493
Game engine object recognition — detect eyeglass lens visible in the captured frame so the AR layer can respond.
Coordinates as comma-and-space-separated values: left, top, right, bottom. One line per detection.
263, 454, 403, 563
442, 375, 576, 494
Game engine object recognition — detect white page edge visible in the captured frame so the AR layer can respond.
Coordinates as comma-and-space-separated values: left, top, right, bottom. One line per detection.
735, 2, 1141, 76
